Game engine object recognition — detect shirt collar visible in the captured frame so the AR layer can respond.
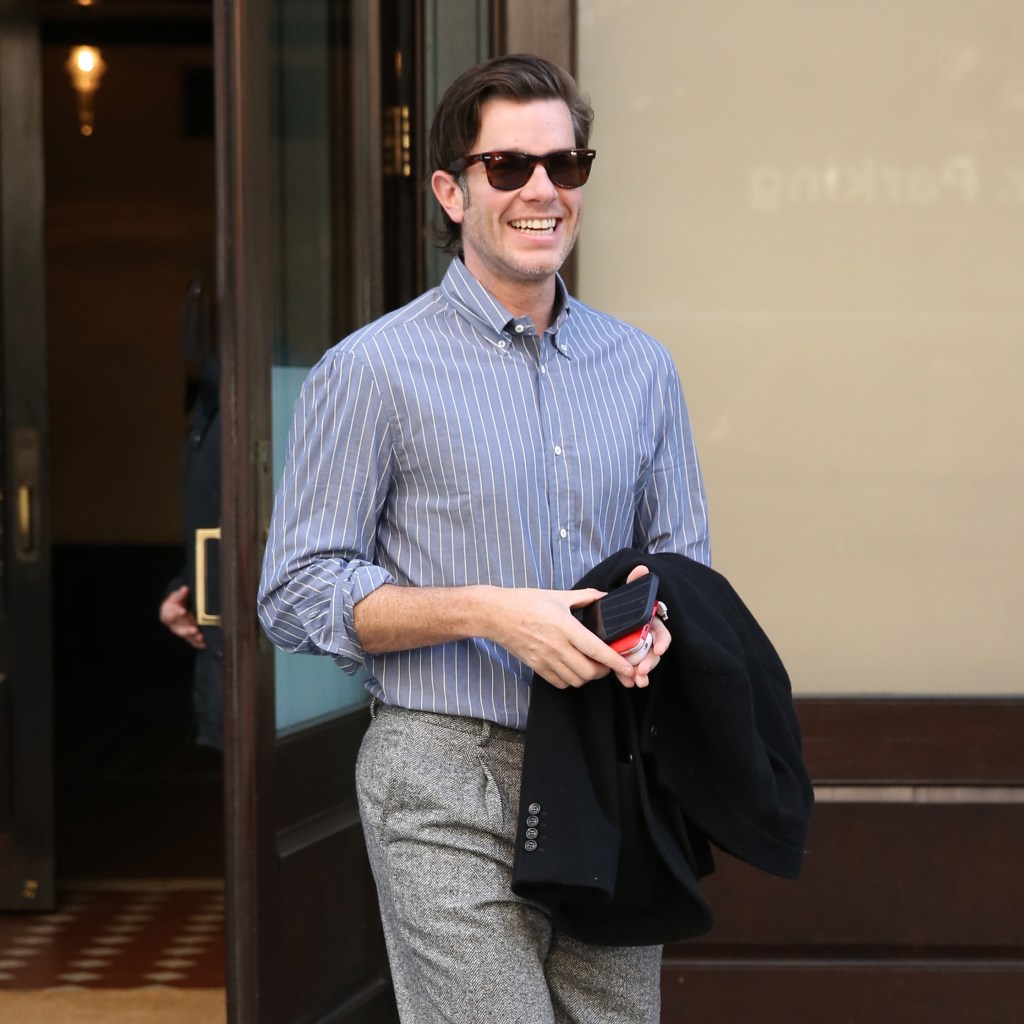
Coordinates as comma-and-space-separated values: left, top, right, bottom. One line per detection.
440, 257, 573, 357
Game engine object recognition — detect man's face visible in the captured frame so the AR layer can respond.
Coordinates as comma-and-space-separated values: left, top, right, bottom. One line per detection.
438, 98, 584, 298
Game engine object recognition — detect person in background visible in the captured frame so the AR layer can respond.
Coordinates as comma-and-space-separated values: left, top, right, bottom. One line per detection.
160, 273, 223, 752
258, 54, 709, 1022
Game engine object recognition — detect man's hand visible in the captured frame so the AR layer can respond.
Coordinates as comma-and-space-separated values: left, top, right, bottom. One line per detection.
352, 573, 671, 691
354, 582, 636, 689
485, 586, 637, 690
159, 585, 206, 650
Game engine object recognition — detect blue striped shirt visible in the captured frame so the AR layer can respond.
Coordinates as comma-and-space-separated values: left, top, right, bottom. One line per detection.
258, 257, 710, 729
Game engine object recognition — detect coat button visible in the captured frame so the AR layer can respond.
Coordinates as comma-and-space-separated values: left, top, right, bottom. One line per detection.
524, 840, 538, 852
528, 802, 541, 815
526, 827, 538, 840
526, 815, 539, 827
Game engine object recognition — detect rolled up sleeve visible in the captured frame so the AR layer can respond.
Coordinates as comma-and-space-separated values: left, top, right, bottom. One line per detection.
637, 347, 711, 567
257, 346, 396, 673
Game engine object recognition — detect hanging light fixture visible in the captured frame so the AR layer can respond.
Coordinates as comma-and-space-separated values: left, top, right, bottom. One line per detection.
65, 45, 107, 137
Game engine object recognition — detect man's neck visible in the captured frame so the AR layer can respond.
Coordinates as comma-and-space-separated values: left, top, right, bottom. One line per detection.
462, 257, 559, 335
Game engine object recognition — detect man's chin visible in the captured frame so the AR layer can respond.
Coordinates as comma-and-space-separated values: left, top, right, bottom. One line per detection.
509, 249, 573, 281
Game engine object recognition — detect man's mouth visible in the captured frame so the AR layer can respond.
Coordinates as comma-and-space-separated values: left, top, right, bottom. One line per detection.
509, 217, 558, 235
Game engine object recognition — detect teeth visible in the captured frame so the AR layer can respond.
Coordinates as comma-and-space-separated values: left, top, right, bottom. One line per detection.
510, 218, 556, 232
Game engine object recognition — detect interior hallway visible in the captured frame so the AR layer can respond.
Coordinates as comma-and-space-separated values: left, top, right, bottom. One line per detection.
1, 546, 225, 994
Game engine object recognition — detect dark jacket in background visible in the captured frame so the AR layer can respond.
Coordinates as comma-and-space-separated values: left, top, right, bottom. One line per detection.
512, 549, 813, 946
166, 275, 222, 750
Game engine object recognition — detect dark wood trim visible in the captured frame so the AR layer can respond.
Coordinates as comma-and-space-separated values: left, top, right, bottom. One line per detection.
494, 0, 575, 69
216, 0, 275, 1017
796, 697, 1024, 784
40, 20, 211, 47
660, 795, 1024, 1021
660, 961, 1024, 1024
0, 0, 55, 912
679, 801, 1024, 948
492, 0, 580, 293
273, 712, 366, 823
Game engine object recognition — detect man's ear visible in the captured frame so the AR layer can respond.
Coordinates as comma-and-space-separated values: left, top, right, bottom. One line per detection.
431, 170, 466, 225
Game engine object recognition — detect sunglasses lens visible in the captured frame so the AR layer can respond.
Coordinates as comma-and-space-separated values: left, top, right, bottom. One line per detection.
486, 154, 534, 190
547, 153, 592, 188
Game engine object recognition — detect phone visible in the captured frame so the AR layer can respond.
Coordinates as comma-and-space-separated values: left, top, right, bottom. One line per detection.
576, 573, 660, 663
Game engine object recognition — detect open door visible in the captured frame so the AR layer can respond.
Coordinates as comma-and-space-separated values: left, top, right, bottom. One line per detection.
216, 0, 488, 1019
0, 0, 54, 913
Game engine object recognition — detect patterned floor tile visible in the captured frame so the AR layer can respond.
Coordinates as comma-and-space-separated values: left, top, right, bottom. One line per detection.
0, 882, 225, 989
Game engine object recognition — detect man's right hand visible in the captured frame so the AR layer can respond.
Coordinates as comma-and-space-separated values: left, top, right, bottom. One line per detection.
484, 586, 637, 690
159, 585, 206, 650
353, 582, 636, 689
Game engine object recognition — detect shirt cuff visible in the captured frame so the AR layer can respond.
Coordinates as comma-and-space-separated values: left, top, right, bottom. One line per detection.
332, 561, 395, 670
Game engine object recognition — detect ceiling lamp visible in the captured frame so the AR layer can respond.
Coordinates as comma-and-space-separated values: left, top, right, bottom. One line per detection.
65, 45, 107, 137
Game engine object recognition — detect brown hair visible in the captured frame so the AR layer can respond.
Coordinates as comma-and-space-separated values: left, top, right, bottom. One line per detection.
428, 53, 594, 254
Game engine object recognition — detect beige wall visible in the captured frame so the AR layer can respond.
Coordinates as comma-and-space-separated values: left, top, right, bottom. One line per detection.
577, 1, 1024, 694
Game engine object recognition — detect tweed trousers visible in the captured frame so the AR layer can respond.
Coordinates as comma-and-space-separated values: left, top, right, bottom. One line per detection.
355, 703, 662, 1024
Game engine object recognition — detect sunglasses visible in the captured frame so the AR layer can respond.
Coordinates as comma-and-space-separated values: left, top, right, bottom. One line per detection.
447, 149, 597, 191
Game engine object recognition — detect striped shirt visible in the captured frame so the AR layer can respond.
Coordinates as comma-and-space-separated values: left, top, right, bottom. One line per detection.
258, 257, 710, 729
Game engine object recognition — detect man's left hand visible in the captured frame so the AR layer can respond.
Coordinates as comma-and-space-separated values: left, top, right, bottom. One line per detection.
613, 565, 671, 689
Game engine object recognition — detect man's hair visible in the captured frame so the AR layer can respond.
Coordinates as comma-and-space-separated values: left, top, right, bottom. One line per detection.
428, 53, 594, 254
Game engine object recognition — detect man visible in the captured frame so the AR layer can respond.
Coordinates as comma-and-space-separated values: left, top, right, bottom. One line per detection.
258, 53, 709, 1023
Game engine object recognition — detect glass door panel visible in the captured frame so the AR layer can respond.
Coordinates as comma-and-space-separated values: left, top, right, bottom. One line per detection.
269, 0, 375, 731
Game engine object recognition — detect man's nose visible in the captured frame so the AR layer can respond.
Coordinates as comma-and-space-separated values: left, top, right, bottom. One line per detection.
519, 161, 559, 198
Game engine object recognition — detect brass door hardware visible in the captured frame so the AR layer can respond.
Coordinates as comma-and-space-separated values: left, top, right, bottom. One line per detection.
382, 104, 411, 177
13, 429, 40, 562
195, 527, 221, 627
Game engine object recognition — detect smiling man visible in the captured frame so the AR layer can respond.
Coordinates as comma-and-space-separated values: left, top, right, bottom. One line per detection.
258, 54, 710, 1023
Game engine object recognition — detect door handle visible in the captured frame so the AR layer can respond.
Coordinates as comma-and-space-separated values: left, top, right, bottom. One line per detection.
17, 484, 35, 555
195, 527, 222, 627
13, 428, 41, 562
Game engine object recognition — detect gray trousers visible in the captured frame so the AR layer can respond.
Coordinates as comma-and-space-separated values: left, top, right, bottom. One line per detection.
355, 704, 662, 1024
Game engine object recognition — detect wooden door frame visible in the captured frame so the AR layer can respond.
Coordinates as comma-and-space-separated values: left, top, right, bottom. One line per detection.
215, 0, 273, 1016
0, 0, 54, 913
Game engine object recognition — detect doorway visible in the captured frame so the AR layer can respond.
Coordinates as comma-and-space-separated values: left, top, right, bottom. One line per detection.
40, 5, 223, 889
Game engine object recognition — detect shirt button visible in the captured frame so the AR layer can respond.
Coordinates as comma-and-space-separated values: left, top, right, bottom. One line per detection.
553, 445, 562, 456
514, 324, 525, 334
528, 802, 541, 815
497, 339, 506, 348
559, 528, 568, 540
540, 365, 547, 375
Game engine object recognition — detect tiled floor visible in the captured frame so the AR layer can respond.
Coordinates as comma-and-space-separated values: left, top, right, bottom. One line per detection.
0, 881, 225, 989
7, 593, 228, 992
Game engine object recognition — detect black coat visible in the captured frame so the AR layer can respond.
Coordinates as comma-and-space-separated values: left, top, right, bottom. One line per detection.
511, 550, 814, 946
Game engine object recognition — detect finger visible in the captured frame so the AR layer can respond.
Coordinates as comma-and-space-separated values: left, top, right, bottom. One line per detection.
631, 653, 660, 688
649, 616, 671, 656
567, 588, 607, 611
572, 627, 634, 679
625, 565, 650, 583
613, 669, 635, 689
